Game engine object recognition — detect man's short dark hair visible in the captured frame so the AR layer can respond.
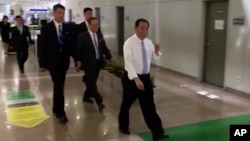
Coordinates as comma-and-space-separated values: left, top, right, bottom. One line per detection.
2, 15, 8, 21
83, 7, 93, 13
53, 4, 65, 12
15, 15, 22, 20
88, 17, 98, 24
135, 18, 150, 28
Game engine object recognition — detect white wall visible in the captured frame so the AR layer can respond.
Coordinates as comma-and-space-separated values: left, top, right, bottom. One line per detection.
0, 0, 11, 18
65, 0, 250, 94
224, 0, 250, 93
10, 3, 21, 15
0, 4, 10, 15
0, 0, 12, 4
65, 0, 204, 77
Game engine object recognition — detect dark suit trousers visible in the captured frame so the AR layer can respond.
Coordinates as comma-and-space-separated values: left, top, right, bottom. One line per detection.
118, 72, 164, 138
16, 48, 28, 71
49, 67, 67, 117
83, 60, 103, 104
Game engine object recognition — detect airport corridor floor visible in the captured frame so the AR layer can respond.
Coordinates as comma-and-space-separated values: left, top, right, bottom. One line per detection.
1, 45, 250, 141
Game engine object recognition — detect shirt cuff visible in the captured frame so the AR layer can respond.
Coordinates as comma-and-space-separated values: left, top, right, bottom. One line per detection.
155, 51, 162, 56
128, 72, 138, 80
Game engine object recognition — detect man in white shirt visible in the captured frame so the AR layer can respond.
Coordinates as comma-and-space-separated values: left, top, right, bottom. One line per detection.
118, 18, 169, 141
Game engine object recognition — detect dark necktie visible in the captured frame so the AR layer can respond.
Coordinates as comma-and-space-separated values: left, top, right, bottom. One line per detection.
58, 25, 63, 51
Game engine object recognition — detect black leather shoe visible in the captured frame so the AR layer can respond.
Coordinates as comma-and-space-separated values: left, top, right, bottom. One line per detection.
83, 98, 94, 104
153, 134, 170, 141
53, 111, 69, 124
98, 103, 105, 112
119, 128, 130, 135
58, 115, 69, 124
53, 111, 59, 117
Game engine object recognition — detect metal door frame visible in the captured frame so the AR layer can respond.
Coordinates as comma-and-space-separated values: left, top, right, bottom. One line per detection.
116, 6, 124, 56
95, 7, 101, 27
199, 0, 229, 88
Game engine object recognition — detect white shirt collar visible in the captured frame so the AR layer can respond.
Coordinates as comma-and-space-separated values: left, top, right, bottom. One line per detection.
133, 34, 145, 43
53, 20, 62, 27
88, 29, 97, 35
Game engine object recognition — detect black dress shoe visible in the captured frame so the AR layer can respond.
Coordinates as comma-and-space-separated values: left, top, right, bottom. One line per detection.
119, 128, 130, 135
58, 115, 69, 124
98, 103, 105, 112
153, 134, 170, 141
53, 111, 69, 124
83, 98, 94, 104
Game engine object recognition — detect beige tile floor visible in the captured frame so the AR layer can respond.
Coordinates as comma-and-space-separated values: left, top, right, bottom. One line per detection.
0, 45, 250, 141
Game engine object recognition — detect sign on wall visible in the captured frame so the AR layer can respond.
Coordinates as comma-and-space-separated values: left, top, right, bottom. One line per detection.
215, 20, 225, 30
233, 18, 244, 25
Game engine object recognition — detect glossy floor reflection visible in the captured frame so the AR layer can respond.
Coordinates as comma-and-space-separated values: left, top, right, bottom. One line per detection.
0, 46, 250, 141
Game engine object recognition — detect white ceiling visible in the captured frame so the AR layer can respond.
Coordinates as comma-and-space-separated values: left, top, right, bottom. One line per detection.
13, 0, 59, 3
12, 0, 60, 5
11, 0, 61, 9
0, 0, 13, 4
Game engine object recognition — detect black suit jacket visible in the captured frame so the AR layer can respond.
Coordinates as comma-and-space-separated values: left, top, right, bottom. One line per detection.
0, 22, 11, 42
77, 31, 112, 70
77, 21, 102, 36
38, 21, 77, 70
10, 25, 32, 51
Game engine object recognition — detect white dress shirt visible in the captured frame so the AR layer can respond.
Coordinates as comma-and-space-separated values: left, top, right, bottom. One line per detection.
88, 30, 99, 47
123, 34, 162, 80
17, 25, 23, 34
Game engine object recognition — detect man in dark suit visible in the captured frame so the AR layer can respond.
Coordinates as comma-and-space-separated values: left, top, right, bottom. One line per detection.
77, 7, 103, 104
38, 4, 80, 124
10, 16, 33, 73
77, 17, 113, 112
78, 7, 102, 35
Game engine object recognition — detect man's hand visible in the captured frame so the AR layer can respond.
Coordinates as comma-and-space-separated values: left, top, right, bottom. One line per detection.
107, 58, 115, 64
155, 44, 160, 55
76, 61, 81, 72
134, 77, 144, 91
40, 68, 47, 72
